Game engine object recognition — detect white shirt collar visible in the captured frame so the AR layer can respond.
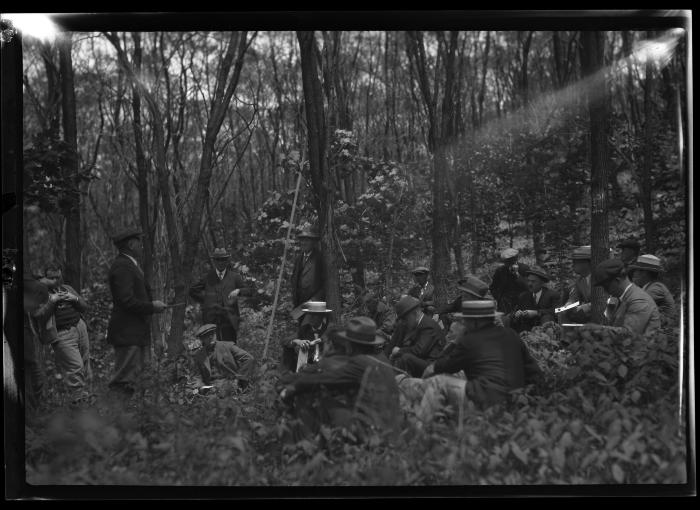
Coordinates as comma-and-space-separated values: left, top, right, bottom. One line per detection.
533, 289, 542, 302
122, 252, 138, 267
216, 268, 227, 280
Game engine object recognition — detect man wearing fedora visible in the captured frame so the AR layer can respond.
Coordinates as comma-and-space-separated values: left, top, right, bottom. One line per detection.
416, 300, 542, 413
277, 316, 400, 436
562, 246, 593, 324
386, 295, 446, 377
617, 239, 642, 266
590, 258, 660, 337
290, 227, 326, 318
280, 300, 332, 373
187, 323, 256, 393
189, 247, 253, 344
361, 289, 396, 343
629, 255, 675, 319
490, 248, 530, 315
437, 275, 493, 330
407, 266, 436, 315
507, 266, 560, 332
106, 228, 167, 397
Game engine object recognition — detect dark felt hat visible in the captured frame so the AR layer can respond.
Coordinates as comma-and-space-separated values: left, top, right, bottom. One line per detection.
395, 295, 421, 318
525, 266, 551, 282
333, 316, 385, 346
457, 275, 490, 299
617, 239, 641, 251
195, 323, 218, 338
112, 227, 142, 245
411, 266, 430, 275
592, 258, 626, 286
571, 246, 592, 260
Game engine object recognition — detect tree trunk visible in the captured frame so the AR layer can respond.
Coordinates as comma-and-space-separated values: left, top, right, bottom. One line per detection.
58, 33, 82, 291
580, 31, 611, 324
297, 30, 341, 323
640, 33, 656, 253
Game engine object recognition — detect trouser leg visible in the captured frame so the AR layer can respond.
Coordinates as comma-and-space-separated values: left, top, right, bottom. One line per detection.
109, 345, 144, 393
231, 345, 256, 383
76, 319, 92, 383
51, 326, 85, 401
395, 353, 430, 378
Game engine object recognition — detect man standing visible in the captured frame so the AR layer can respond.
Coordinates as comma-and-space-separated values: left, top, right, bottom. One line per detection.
189, 247, 253, 344
407, 266, 436, 315
106, 228, 166, 397
509, 267, 560, 332
36, 265, 92, 405
290, 228, 326, 316
187, 323, 256, 393
387, 295, 445, 377
561, 246, 592, 324
490, 248, 530, 314
629, 255, 676, 320
591, 258, 660, 337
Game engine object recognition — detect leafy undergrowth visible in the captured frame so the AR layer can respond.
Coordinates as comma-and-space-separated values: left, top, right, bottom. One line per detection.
25, 283, 688, 485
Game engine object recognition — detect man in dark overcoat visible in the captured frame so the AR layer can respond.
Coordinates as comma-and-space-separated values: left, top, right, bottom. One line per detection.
290, 228, 326, 315
106, 228, 166, 396
189, 247, 253, 344
489, 248, 530, 314
562, 246, 592, 324
407, 266, 436, 315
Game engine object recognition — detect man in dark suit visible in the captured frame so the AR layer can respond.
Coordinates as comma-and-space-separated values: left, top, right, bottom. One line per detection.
290, 228, 326, 317
387, 296, 446, 377
490, 248, 530, 314
106, 228, 166, 396
508, 266, 560, 332
407, 266, 436, 315
189, 247, 253, 344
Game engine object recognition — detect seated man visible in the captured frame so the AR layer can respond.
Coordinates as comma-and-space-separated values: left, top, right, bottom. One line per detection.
507, 266, 560, 332
279, 301, 332, 373
407, 266, 436, 315
590, 258, 660, 337
399, 300, 542, 421
561, 246, 592, 324
361, 290, 396, 342
437, 275, 493, 329
187, 323, 256, 393
277, 317, 400, 437
629, 254, 676, 320
386, 296, 446, 377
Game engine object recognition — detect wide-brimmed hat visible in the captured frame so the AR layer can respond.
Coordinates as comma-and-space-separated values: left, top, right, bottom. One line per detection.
592, 259, 626, 286
333, 316, 384, 346
457, 275, 490, 299
500, 248, 518, 261
411, 266, 430, 275
453, 300, 503, 318
195, 323, 218, 338
525, 266, 551, 282
571, 246, 591, 260
628, 254, 663, 273
617, 239, 641, 251
112, 227, 142, 245
211, 248, 230, 260
395, 295, 421, 318
297, 228, 321, 240
301, 301, 333, 313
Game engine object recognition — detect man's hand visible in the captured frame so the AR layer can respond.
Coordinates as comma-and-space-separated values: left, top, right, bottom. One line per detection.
525, 310, 538, 319
49, 292, 62, 304
390, 346, 400, 360
576, 303, 591, 314
422, 363, 436, 379
279, 385, 296, 403
227, 289, 240, 304
152, 300, 167, 313
292, 339, 311, 351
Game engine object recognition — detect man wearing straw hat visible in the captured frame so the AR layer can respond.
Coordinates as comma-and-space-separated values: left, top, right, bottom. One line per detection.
386, 295, 446, 377
508, 266, 560, 332
399, 300, 542, 420
290, 227, 326, 318
590, 258, 660, 337
629, 254, 676, 319
490, 248, 530, 314
437, 275, 493, 329
277, 316, 399, 436
561, 246, 593, 324
189, 247, 253, 344
106, 228, 167, 397
280, 300, 333, 373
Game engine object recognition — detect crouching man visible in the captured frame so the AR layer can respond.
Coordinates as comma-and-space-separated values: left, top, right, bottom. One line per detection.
188, 323, 256, 394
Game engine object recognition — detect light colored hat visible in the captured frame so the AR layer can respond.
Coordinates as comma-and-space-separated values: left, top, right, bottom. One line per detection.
501, 248, 518, 261
457, 275, 490, 299
297, 228, 321, 240
195, 323, 218, 338
333, 317, 384, 346
453, 300, 503, 318
571, 246, 591, 260
211, 247, 230, 259
411, 266, 430, 275
301, 301, 333, 313
628, 254, 663, 273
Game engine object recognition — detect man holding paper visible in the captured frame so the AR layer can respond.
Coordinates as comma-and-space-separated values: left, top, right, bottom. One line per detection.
561, 246, 593, 324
